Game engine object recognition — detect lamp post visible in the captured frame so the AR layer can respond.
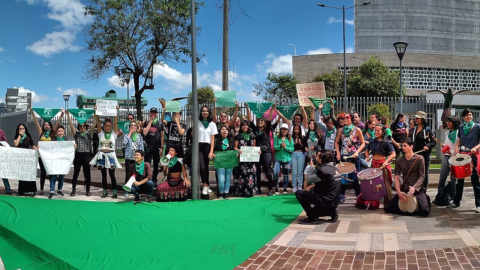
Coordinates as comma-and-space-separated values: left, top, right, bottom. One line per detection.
122, 69, 132, 114
190, 0, 199, 200
288, 43, 296, 56
63, 94, 70, 135
393, 42, 408, 114
318, 1, 370, 112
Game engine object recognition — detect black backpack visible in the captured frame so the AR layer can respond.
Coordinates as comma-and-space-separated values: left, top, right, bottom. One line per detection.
434, 181, 453, 206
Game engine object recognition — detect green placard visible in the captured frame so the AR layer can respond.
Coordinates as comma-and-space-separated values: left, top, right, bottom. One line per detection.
165, 101, 181, 112
276, 105, 299, 120
67, 109, 95, 124
32, 108, 61, 122
214, 150, 239, 169
214, 91, 236, 107
118, 121, 131, 134
246, 102, 274, 119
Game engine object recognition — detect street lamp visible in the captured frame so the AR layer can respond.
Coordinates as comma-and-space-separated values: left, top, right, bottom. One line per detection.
318, 1, 370, 112
288, 43, 296, 56
393, 41, 408, 114
63, 94, 70, 135
122, 69, 132, 113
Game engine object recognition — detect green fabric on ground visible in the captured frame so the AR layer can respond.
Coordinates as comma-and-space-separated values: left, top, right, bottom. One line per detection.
0, 195, 302, 270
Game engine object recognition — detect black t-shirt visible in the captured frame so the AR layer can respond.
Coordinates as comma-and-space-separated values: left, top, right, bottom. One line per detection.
16, 135, 34, 149
186, 127, 193, 147
143, 120, 164, 149
367, 139, 395, 156
166, 121, 186, 145
390, 122, 407, 143
250, 120, 272, 154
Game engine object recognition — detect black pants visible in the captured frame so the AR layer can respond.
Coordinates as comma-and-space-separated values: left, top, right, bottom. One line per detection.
72, 152, 92, 191
256, 153, 274, 191
199, 142, 210, 185
145, 147, 160, 183
422, 153, 431, 189
384, 189, 431, 217
125, 159, 135, 183
39, 157, 47, 191
101, 168, 117, 190
295, 190, 336, 219
454, 154, 480, 207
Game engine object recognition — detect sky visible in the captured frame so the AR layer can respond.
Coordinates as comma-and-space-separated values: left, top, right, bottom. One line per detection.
0, 0, 358, 109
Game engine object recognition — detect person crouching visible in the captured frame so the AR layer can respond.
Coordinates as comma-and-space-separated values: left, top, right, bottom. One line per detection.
296, 151, 341, 224
129, 150, 154, 203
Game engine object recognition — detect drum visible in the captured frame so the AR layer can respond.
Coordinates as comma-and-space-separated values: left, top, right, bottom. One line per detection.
449, 154, 472, 179
398, 194, 418, 214
441, 145, 450, 154
336, 162, 356, 184
357, 168, 386, 201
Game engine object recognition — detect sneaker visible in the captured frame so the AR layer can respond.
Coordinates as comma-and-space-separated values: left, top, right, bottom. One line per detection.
283, 189, 287, 194
134, 195, 140, 202
39, 191, 44, 196
297, 187, 303, 191
339, 195, 346, 204
446, 202, 459, 208
207, 187, 213, 193
48, 193, 54, 199
476, 207, 480, 213
57, 191, 64, 196
124, 192, 130, 198
223, 193, 229, 200
275, 188, 279, 195
267, 190, 274, 196
147, 197, 154, 203
293, 188, 297, 193
70, 190, 76, 197
299, 217, 320, 224
202, 187, 208, 195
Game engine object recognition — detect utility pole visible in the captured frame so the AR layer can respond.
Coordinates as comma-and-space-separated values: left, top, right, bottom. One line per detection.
222, 0, 229, 91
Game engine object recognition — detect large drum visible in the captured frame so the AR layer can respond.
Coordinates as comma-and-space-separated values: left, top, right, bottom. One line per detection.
449, 154, 472, 179
336, 162, 356, 184
398, 194, 418, 214
357, 168, 386, 201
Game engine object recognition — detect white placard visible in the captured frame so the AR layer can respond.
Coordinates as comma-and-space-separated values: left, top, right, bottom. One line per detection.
240, 146, 260, 162
96, 99, 118, 116
0, 142, 10, 147
38, 141, 75, 175
0, 147, 38, 181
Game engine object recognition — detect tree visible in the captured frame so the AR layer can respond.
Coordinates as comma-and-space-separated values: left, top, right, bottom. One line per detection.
367, 103, 392, 124
252, 73, 298, 105
310, 69, 343, 97
187, 86, 214, 106
83, 0, 202, 120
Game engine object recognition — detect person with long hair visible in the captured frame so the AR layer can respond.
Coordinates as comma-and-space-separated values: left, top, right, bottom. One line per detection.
90, 106, 122, 198
158, 147, 191, 202
408, 118, 415, 136
306, 108, 325, 158
390, 113, 409, 156
233, 120, 258, 197
48, 125, 69, 199
433, 116, 460, 206
291, 124, 307, 192
409, 111, 435, 188
274, 123, 294, 194
30, 108, 63, 195
129, 150, 154, 204
450, 109, 480, 213
14, 123, 37, 196
123, 120, 144, 197
142, 107, 164, 185
212, 125, 236, 199
363, 119, 376, 145
199, 106, 217, 195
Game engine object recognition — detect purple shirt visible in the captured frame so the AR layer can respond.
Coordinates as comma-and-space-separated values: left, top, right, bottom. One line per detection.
356, 121, 365, 130
0, 129, 7, 142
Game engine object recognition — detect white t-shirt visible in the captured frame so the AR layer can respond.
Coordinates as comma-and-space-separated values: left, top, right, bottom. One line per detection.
289, 124, 306, 136
98, 131, 117, 151
444, 130, 459, 156
304, 165, 315, 176
198, 120, 218, 144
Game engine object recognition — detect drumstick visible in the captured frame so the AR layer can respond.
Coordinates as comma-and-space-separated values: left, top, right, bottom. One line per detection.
413, 150, 425, 154
345, 151, 366, 159
431, 136, 444, 147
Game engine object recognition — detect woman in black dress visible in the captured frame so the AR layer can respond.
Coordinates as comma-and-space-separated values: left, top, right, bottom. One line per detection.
13, 124, 37, 196
234, 120, 258, 197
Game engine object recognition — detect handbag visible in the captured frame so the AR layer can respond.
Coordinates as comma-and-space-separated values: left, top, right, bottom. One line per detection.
167, 179, 181, 187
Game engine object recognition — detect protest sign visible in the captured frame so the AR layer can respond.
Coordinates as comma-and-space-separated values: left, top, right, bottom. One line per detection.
68, 109, 95, 124
239, 146, 260, 162
214, 150, 239, 169
96, 100, 118, 116
276, 105, 299, 120
214, 91, 236, 107
32, 108, 61, 122
165, 101, 181, 112
0, 147, 38, 181
296, 82, 326, 107
38, 141, 75, 175
0, 142, 10, 147
246, 102, 274, 119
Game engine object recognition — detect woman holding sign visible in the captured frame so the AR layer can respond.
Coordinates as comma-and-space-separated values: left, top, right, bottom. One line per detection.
212, 126, 236, 199
91, 106, 122, 199
48, 125, 69, 199
233, 120, 258, 197
14, 123, 37, 197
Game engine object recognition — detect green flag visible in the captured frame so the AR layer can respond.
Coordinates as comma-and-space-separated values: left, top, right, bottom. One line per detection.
321, 99, 336, 115
246, 102, 274, 119
276, 105, 299, 120
67, 109, 95, 124
32, 108, 61, 122
165, 101, 181, 112
214, 150, 239, 169
307, 97, 336, 115
118, 121, 131, 134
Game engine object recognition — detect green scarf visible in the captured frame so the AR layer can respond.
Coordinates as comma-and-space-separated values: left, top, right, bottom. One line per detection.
80, 131, 88, 138
57, 136, 65, 141
326, 128, 334, 138
104, 132, 112, 140
168, 156, 178, 167
135, 160, 145, 175
366, 128, 375, 139
19, 133, 27, 143
309, 131, 316, 141
131, 132, 138, 142
222, 138, 229, 150
448, 129, 457, 143
463, 121, 473, 135
42, 130, 51, 139
241, 132, 250, 141
343, 124, 354, 136
152, 118, 158, 125
257, 130, 263, 136
202, 119, 209, 128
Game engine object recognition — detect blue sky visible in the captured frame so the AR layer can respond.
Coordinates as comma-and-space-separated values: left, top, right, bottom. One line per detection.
0, 0, 357, 109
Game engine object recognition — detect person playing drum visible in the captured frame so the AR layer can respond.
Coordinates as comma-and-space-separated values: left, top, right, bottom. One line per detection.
384, 138, 431, 216
365, 124, 395, 205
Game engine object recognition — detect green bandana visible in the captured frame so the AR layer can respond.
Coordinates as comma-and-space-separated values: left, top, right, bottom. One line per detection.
222, 138, 229, 150
152, 118, 158, 125
135, 160, 145, 175
19, 133, 27, 143
366, 128, 375, 139
131, 132, 138, 142
326, 129, 334, 138
257, 130, 263, 136
104, 132, 112, 140
80, 131, 88, 138
309, 131, 316, 141
57, 136, 65, 141
343, 124, 354, 136
42, 130, 51, 139
241, 133, 250, 141
168, 156, 178, 167
448, 129, 457, 143
463, 121, 473, 135
202, 119, 209, 128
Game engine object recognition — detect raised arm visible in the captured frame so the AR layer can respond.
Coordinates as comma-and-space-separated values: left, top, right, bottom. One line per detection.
159, 99, 167, 125
53, 109, 64, 132
228, 101, 239, 127
246, 103, 252, 123
94, 106, 102, 134
268, 103, 275, 121
212, 98, 218, 124
29, 108, 42, 137
66, 111, 77, 136
300, 106, 308, 128
275, 108, 291, 126
113, 105, 119, 135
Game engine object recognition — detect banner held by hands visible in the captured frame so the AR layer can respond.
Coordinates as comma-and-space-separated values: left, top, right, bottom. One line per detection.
32, 108, 62, 122
246, 102, 274, 119
68, 109, 95, 124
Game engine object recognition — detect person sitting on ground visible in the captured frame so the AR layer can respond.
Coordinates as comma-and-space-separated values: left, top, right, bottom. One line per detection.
384, 138, 431, 217
296, 151, 341, 224
129, 150, 154, 204
157, 146, 191, 202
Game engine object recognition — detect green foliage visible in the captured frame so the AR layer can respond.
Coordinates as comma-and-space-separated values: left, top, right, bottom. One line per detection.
252, 73, 299, 105
187, 86, 214, 106
310, 69, 343, 97
367, 103, 392, 124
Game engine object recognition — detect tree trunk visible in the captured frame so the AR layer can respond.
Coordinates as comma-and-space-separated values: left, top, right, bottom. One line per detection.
134, 74, 143, 121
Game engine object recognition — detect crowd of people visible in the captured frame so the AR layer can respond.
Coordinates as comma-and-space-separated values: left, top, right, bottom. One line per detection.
1, 100, 480, 222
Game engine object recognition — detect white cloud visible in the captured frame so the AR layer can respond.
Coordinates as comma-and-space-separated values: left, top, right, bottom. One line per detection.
43, 62, 50, 66
307, 48, 333, 55
107, 75, 126, 89
0, 47, 4, 52
261, 53, 293, 74
327, 16, 354, 26
0, 97, 4, 103
27, 31, 80, 57
346, 47, 354, 53
16, 86, 49, 103
57, 87, 88, 96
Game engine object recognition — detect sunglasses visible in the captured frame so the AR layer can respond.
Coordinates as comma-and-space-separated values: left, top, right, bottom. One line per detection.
220, 115, 227, 118
344, 116, 351, 119
130, 124, 137, 127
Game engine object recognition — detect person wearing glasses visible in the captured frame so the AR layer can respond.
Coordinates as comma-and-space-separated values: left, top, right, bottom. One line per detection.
66, 111, 93, 196
212, 99, 239, 134
123, 120, 144, 197
277, 107, 308, 136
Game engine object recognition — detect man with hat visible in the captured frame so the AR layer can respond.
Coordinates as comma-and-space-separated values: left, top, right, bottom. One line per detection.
409, 110, 435, 188
142, 107, 164, 185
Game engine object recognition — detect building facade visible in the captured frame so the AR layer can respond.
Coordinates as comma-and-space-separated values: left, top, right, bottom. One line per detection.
4, 88, 32, 113
76, 89, 148, 111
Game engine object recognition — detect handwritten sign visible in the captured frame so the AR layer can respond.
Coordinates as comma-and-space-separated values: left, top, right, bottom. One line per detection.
214, 150, 239, 169
296, 82, 326, 107
214, 91, 236, 107
38, 141, 75, 175
96, 99, 118, 116
0, 147, 38, 181
165, 101, 181, 112
240, 146, 260, 162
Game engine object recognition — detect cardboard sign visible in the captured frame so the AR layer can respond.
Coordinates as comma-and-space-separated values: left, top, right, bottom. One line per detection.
296, 82, 326, 107
214, 150, 239, 169
239, 146, 260, 162
0, 147, 38, 181
96, 99, 118, 116
38, 141, 75, 175
165, 101, 181, 112
214, 91, 236, 107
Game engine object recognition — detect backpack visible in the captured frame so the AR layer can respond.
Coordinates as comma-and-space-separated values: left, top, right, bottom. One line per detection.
434, 181, 453, 206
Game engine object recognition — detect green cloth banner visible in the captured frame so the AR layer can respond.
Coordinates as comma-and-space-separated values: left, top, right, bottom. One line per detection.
118, 121, 131, 134
214, 150, 239, 169
32, 108, 61, 122
246, 102, 274, 119
67, 109, 95, 124
165, 101, 181, 112
307, 97, 336, 115
276, 105, 299, 120
214, 91, 236, 107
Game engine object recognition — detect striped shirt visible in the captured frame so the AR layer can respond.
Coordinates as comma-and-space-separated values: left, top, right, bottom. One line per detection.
75, 131, 92, 153
123, 134, 145, 160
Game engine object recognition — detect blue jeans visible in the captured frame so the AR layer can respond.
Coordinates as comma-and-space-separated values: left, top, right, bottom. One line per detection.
216, 167, 233, 194
291, 152, 306, 190
131, 180, 154, 198
2, 179, 11, 194
274, 160, 291, 189
340, 157, 361, 197
49, 175, 65, 193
